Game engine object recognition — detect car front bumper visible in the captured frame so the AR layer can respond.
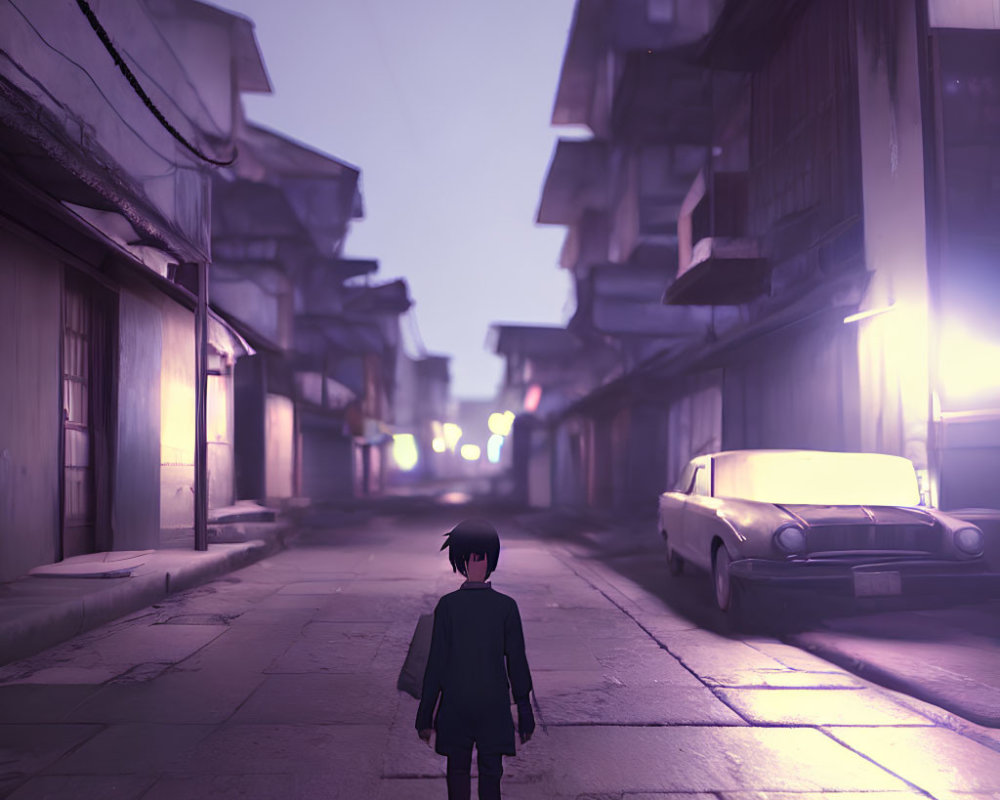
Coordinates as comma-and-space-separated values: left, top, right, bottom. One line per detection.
729, 557, 998, 598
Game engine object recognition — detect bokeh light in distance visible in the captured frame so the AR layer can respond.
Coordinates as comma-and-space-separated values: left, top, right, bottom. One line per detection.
431, 437, 446, 453
523, 384, 542, 413
439, 491, 472, 504
460, 444, 481, 461
443, 422, 462, 452
487, 434, 504, 464
488, 410, 515, 436
392, 433, 419, 471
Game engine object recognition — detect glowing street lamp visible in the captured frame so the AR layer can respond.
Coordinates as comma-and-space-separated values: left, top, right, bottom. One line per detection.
843, 304, 896, 324
937, 323, 1000, 403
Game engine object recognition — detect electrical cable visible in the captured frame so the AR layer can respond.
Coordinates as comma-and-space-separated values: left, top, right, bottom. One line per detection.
3, 2, 174, 167
74, 0, 237, 166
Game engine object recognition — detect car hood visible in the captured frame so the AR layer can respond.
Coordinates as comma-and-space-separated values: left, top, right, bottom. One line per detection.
777, 504, 937, 527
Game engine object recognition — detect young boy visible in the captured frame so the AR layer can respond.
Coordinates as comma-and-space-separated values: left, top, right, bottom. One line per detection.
416, 518, 535, 800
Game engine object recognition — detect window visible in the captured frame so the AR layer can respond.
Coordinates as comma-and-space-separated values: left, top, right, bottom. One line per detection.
675, 461, 696, 493
693, 462, 713, 496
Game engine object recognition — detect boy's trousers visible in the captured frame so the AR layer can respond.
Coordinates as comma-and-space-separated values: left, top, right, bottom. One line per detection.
446, 747, 503, 800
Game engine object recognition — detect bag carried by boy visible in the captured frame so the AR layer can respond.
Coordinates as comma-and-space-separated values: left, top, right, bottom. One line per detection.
397, 612, 434, 700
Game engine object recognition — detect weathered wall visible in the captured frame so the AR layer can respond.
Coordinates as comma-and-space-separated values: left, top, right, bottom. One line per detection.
207, 371, 234, 509
552, 420, 585, 507
300, 413, 353, 500
666, 371, 722, 490
159, 298, 196, 531
616, 401, 669, 514
0, 227, 61, 581
265, 393, 294, 499
211, 264, 289, 348
722, 318, 861, 456
528, 431, 552, 508
114, 288, 162, 550
854, 0, 931, 469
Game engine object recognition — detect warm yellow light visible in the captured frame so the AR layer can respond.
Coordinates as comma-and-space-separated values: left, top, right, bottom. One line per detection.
392, 433, 419, 471
431, 437, 446, 453
443, 422, 462, 452
460, 444, 481, 461
161, 379, 195, 463
938, 323, 1000, 402
843, 304, 896, 324
488, 410, 515, 437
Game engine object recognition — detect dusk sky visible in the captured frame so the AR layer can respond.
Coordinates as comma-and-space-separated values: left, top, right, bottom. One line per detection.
212, 0, 582, 399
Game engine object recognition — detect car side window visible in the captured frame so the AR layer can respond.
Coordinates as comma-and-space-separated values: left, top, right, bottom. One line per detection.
693, 463, 712, 496
675, 462, 696, 493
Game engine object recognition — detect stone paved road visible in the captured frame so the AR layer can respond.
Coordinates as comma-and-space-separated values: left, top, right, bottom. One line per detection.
1, 506, 999, 799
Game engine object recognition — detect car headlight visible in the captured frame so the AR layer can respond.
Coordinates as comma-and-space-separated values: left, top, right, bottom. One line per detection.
954, 527, 984, 555
774, 524, 807, 554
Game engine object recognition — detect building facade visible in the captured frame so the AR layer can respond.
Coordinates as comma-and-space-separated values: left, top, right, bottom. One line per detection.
510, 0, 1000, 514
0, 1, 427, 581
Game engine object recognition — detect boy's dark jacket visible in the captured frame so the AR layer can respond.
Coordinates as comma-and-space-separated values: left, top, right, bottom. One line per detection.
415, 581, 532, 756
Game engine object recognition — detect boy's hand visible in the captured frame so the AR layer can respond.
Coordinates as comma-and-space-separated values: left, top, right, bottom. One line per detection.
418, 728, 433, 747
517, 702, 535, 744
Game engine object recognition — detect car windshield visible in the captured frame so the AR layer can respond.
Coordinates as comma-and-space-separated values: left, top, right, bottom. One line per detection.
713, 451, 921, 506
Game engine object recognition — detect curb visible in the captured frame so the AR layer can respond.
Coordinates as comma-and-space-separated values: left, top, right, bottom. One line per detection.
787, 630, 1000, 729
0, 532, 288, 668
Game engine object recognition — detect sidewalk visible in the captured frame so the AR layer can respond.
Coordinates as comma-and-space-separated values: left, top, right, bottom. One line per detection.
0, 518, 293, 668
517, 506, 1000, 731
787, 600, 1000, 728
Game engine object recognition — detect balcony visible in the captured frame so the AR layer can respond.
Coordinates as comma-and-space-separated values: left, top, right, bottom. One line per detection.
611, 51, 713, 145
609, 145, 699, 272
552, 0, 724, 130
573, 263, 708, 338
664, 168, 768, 305
537, 139, 610, 226
559, 210, 610, 275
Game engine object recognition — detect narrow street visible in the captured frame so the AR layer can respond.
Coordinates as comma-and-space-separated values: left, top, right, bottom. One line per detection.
2, 505, 1000, 799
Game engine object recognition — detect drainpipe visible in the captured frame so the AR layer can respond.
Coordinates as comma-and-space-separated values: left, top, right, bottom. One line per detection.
194, 261, 209, 551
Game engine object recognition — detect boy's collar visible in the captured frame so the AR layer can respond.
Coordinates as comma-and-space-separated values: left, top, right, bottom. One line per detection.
460, 580, 492, 590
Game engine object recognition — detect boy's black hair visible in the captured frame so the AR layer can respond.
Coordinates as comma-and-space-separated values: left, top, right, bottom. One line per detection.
441, 518, 501, 578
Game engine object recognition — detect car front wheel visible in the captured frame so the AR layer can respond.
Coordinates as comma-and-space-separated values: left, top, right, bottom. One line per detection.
713, 545, 733, 611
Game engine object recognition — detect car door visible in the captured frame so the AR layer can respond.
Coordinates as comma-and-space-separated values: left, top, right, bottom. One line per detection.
675, 457, 711, 568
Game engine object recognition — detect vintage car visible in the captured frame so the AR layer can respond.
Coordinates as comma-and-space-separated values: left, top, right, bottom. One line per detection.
658, 450, 987, 612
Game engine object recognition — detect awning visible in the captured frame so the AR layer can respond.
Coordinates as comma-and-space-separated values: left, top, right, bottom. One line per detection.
572, 264, 710, 337
664, 237, 769, 305
488, 324, 582, 358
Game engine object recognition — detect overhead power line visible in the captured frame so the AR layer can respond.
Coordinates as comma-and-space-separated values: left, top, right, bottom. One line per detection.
74, 0, 237, 166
